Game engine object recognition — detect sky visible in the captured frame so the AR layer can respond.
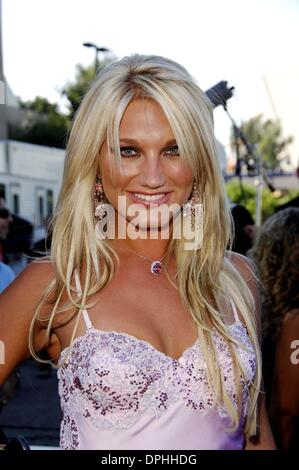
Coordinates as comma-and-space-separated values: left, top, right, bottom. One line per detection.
2, 0, 299, 167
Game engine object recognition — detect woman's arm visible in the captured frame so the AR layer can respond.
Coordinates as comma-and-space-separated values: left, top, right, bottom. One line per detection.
245, 392, 277, 449
0, 260, 55, 385
229, 251, 277, 449
269, 311, 299, 450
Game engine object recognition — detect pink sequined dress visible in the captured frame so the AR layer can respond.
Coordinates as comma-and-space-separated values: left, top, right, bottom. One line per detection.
57, 273, 256, 450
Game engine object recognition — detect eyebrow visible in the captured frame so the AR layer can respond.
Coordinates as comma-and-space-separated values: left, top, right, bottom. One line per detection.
119, 138, 178, 147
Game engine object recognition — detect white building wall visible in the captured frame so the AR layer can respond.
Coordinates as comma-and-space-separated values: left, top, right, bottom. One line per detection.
9, 141, 64, 180
0, 140, 6, 172
0, 140, 65, 226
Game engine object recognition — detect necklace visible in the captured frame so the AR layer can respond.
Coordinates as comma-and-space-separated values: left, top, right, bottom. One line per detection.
115, 244, 168, 275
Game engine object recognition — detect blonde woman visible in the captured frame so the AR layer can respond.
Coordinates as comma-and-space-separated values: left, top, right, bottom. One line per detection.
0, 54, 275, 450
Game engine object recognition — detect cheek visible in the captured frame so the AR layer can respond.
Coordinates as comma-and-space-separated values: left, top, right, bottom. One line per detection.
101, 169, 132, 206
170, 166, 194, 191
172, 166, 194, 200
166, 160, 193, 180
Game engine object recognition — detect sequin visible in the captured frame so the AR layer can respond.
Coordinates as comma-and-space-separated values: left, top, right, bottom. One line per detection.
57, 320, 256, 450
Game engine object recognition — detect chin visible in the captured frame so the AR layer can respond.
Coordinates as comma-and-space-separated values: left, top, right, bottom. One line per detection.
127, 218, 172, 236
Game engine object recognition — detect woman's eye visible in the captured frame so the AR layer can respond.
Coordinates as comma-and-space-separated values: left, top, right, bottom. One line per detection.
165, 146, 180, 156
120, 147, 138, 158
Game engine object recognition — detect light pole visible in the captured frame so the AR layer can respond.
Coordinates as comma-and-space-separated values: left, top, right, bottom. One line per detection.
205, 81, 276, 226
83, 42, 110, 76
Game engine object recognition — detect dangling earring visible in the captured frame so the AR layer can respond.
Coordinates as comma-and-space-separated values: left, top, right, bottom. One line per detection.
183, 180, 201, 230
94, 176, 107, 222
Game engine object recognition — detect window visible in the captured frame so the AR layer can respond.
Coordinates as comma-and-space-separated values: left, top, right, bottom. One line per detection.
13, 193, 20, 215
35, 188, 46, 226
38, 195, 44, 225
0, 183, 6, 201
46, 189, 54, 217
10, 184, 21, 215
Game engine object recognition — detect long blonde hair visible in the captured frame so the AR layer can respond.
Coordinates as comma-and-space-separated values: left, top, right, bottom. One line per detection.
29, 54, 261, 438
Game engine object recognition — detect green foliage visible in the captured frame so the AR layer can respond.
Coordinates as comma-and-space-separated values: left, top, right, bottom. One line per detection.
231, 114, 293, 170
62, 57, 114, 119
62, 64, 97, 119
21, 96, 59, 114
10, 96, 71, 148
226, 179, 299, 223
11, 57, 115, 148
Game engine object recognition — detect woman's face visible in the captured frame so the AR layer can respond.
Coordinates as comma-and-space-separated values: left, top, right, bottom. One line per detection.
99, 97, 194, 233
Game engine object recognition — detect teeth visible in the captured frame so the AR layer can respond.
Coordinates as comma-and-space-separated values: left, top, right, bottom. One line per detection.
133, 193, 166, 201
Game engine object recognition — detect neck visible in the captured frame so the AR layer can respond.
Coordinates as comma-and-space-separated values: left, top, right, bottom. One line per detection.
109, 237, 171, 260
108, 215, 173, 259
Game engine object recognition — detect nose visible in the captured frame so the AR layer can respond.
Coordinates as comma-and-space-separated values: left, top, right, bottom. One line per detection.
138, 154, 166, 189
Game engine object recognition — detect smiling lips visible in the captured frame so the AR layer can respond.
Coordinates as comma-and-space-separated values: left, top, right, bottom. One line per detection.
129, 192, 171, 206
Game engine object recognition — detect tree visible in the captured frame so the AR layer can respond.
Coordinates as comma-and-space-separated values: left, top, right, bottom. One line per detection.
226, 179, 299, 223
9, 96, 71, 148
9, 57, 115, 148
231, 114, 293, 171
20, 96, 59, 114
62, 56, 114, 119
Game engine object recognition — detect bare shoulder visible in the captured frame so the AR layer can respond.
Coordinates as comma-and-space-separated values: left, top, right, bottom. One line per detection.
15, 257, 55, 284
0, 259, 56, 310
225, 250, 260, 328
225, 250, 257, 281
0, 258, 56, 385
0, 257, 55, 306
226, 250, 259, 297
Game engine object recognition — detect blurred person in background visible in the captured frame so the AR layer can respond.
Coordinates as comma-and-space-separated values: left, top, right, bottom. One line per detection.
3, 214, 33, 276
0, 199, 13, 264
249, 207, 299, 450
230, 203, 257, 256
0, 197, 33, 276
0, 261, 15, 294
0, 201, 18, 415
0, 200, 15, 291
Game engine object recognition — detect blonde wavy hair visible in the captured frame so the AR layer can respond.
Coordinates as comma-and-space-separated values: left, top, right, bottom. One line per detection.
29, 54, 261, 438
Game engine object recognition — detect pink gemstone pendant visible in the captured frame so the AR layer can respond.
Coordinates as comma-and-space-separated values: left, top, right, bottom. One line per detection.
151, 261, 163, 275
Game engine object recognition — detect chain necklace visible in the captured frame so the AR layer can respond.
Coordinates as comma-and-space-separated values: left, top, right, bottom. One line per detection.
115, 244, 168, 275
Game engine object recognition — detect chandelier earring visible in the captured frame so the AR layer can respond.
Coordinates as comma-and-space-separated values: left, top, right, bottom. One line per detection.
94, 176, 107, 222
182, 180, 201, 230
